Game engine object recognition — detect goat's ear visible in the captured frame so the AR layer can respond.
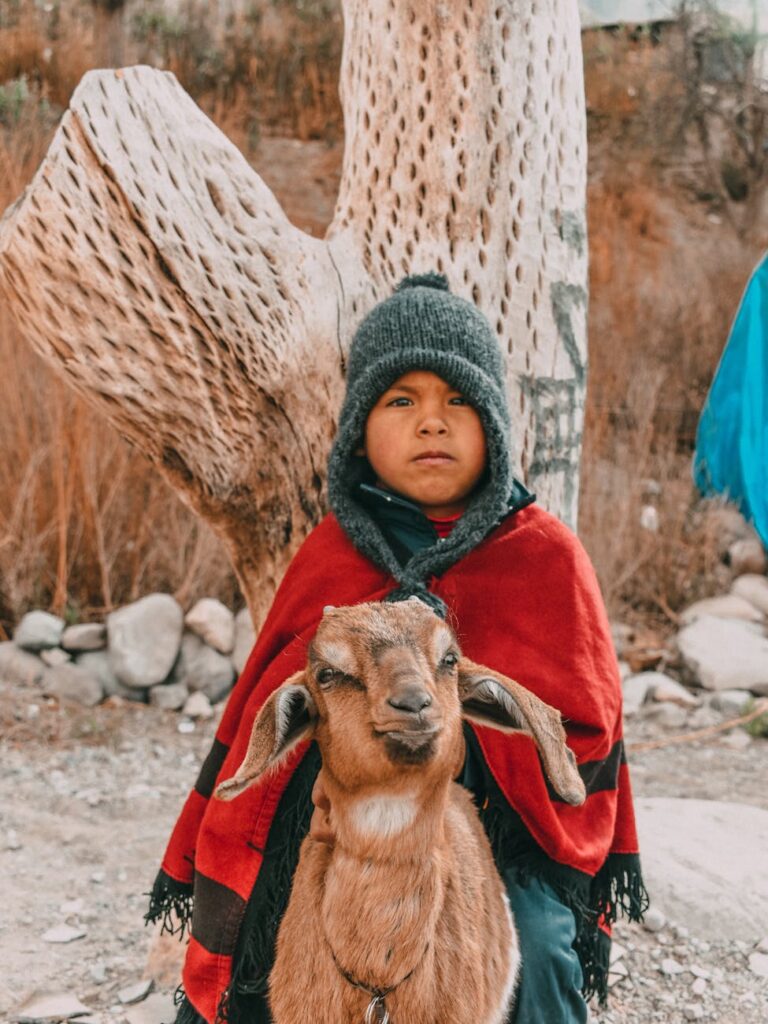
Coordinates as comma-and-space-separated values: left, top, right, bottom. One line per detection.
458, 658, 586, 807
215, 672, 317, 801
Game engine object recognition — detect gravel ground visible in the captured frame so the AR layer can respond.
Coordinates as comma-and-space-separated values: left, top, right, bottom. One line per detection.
1, 681, 767, 1024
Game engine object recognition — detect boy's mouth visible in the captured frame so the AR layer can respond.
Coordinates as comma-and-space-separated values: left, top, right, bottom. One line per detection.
412, 450, 456, 465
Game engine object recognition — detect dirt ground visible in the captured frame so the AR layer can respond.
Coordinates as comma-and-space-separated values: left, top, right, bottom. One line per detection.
1, 681, 767, 1024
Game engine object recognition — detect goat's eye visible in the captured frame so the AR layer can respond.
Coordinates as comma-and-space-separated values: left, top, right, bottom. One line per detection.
441, 652, 459, 669
317, 667, 337, 686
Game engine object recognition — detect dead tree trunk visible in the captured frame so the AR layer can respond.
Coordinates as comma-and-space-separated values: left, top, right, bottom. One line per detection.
0, 0, 587, 628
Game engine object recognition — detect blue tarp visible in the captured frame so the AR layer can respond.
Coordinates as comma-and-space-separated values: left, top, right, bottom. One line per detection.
693, 253, 768, 546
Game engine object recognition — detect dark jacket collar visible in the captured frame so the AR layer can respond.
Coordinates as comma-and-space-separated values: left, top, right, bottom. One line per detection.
358, 480, 536, 568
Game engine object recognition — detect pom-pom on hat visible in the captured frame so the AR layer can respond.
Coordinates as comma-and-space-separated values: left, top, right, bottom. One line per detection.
327, 272, 515, 612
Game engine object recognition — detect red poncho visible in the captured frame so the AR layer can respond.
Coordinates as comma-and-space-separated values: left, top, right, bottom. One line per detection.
147, 503, 646, 1022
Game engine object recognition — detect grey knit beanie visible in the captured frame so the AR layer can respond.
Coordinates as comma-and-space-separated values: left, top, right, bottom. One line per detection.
327, 272, 514, 612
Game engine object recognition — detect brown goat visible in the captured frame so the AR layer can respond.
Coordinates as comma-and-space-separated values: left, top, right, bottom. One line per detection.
216, 597, 585, 1024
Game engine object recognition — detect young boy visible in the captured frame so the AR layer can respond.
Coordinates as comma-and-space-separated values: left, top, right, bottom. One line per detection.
148, 273, 647, 1024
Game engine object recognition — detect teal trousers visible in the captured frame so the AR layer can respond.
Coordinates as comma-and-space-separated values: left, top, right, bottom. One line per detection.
505, 874, 589, 1024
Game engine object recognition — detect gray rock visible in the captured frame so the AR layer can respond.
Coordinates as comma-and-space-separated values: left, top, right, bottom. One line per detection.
124, 992, 177, 1024
646, 673, 700, 708
13, 991, 92, 1020
232, 607, 255, 675
0, 641, 47, 687
747, 952, 768, 978
149, 681, 189, 711
660, 957, 684, 976
182, 690, 214, 720
40, 647, 71, 667
175, 632, 235, 703
720, 730, 752, 750
41, 923, 87, 943
5, 828, 21, 851
731, 574, 768, 616
107, 593, 183, 688
44, 664, 103, 707
622, 673, 655, 717
709, 689, 753, 715
679, 594, 763, 626
61, 622, 107, 652
643, 703, 688, 730
75, 649, 147, 703
14, 610, 65, 651
728, 537, 767, 576
677, 615, 768, 692
636, 798, 768, 940
185, 598, 235, 654
89, 963, 108, 985
643, 906, 667, 933
117, 979, 154, 1005
683, 1006, 703, 1021
686, 706, 720, 729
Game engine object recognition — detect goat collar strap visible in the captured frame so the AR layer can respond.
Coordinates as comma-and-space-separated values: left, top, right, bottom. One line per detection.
325, 936, 429, 1022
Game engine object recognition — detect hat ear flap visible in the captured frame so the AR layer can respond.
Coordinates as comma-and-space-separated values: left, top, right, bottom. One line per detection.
215, 672, 316, 800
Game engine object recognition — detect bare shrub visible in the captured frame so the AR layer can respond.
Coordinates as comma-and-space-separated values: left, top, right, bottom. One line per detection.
579, 171, 761, 625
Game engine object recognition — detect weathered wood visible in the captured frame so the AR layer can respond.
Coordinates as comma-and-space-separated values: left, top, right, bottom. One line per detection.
0, 0, 587, 627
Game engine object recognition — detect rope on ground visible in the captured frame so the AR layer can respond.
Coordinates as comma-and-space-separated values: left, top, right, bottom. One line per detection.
626, 698, 768, 752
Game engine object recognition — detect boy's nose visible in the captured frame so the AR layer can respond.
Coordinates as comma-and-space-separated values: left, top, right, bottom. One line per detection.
417, 416, 448, 435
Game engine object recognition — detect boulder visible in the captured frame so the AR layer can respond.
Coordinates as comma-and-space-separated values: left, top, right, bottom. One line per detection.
14, 610, 65, 651
679, 594, 762, 626
677, 615, 768, 693
635, 798, 768, 940
174, 633, 235, 703
709, 689, 753, 716
647, 673, 700, 708
728, 537, 767, 576
0, 642, 47, 687
76, 649, 148, 703
149, 681, 189, 711
43, 664, 103, 707
40, 648, 71, 667
183, 691, 214, 719
61, 622, 107, 652
622, 673, 655, 717
731, 574, 768, 617
107, 594, 183, 688
232, 607, 256, 675
643, 703, 688, 730
184, 598, 235, 654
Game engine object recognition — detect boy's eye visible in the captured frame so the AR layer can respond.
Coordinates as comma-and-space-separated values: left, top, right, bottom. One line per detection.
449, 396, 468, 405
385, 396, 412, 407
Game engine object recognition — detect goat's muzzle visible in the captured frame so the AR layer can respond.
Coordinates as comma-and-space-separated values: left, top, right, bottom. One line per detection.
374, 716, 442, 765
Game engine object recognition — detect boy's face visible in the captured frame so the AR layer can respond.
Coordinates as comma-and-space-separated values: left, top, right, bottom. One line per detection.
357, 370, 487, 517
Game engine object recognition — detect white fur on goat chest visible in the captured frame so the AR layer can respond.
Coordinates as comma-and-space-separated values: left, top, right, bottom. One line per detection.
268, 784, 518, 1024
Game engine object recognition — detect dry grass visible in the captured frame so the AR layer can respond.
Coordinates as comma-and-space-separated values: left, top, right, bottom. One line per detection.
579, 169, 763, 625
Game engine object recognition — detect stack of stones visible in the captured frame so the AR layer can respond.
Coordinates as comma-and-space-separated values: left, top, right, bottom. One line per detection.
0, 595, 256, 719
618, 506, 768, 733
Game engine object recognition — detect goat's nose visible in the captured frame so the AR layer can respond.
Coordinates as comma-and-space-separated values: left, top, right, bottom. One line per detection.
387, 687, 433, 714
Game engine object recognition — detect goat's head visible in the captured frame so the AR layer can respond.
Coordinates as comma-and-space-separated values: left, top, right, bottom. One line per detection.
215, 598, 586, 807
